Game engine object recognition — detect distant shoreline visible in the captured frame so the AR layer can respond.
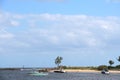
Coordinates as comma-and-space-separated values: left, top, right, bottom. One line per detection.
64, 69, 99, 73
1, 68, 120, 73
63, 69, 120, 73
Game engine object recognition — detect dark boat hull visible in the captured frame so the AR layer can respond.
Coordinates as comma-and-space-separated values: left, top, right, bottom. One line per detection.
54, 70, 65, 73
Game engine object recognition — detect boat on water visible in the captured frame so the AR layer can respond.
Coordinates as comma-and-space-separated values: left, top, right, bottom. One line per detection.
54, 70, 65, 73
28, 71, 48, 76
101, 69, 110, 74
54, 69, 66, 73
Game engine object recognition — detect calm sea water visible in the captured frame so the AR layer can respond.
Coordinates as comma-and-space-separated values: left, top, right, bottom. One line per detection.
0, 70, 120, 80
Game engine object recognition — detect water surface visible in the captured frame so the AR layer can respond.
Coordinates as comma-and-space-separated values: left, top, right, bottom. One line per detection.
0, 70, 120, 80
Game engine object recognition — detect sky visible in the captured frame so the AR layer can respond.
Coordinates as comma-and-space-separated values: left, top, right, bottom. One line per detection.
0, 0, 120, 68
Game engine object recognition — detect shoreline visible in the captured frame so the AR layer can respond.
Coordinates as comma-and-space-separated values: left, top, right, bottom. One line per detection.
64, 69, 99, 73
1, 68, 120, 73
60, 69, 120, 73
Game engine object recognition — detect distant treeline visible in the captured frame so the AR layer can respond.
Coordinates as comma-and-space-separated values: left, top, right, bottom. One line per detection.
60, 65, 120, 71
61, 56, 120, 71
97, 65, 120, 70
1, 65, 120, 71
59, 66, 97, 70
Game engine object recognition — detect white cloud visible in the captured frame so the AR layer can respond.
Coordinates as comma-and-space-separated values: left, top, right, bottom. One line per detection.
0, 12, 20, 29
0, 29, 14, 39
0, 12, 120, 55
10, 20, 19, 26
0, 11, 120, 67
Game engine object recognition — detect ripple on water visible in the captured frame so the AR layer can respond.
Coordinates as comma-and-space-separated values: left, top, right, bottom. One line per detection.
0, 70, 120, 80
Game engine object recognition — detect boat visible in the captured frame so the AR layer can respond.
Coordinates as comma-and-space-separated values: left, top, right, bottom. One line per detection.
54, 70, 66, 73
29, 71, 48, 76
101, 69, 110, 74
54, 65, 66, 73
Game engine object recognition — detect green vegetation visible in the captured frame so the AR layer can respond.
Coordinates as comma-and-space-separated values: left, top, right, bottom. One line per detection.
117, 56, 120, 62
55, 56, 63, 69
107, 56, 120, 70
54, 56, 120, 71
109, 60, 114, 66
1, 56, 120, 71
97, 56, 120, 70
97, 65, 108, 70
62, 66, 97, 70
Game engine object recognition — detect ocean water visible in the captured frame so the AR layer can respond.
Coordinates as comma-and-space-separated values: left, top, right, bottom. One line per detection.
0, 70, 120, 80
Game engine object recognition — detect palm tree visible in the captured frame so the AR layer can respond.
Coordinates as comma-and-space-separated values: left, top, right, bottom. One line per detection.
117, 56, 120, 62
109, 60, 114, 66
55, 56, 63, 69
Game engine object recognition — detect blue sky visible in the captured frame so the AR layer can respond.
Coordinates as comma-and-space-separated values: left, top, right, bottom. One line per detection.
0, 0, 120, 68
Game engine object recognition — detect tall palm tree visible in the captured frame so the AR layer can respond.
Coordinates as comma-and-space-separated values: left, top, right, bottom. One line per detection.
109, 60, 114, 66
117, 56, 120, 62
55, 56, 63, 69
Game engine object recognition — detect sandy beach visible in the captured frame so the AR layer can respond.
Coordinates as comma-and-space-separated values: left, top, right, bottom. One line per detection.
64, 69, 99, 73
62, 69, 120, 73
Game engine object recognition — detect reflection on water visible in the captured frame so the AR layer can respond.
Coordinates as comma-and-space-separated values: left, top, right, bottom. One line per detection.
0, 70, 120, 80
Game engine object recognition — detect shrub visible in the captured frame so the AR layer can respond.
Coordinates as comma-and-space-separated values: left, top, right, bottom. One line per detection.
116, 65, 120, 69
97, 65, 108, 70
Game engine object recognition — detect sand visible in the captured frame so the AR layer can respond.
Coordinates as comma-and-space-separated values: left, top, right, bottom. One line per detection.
63, 69, 120, 73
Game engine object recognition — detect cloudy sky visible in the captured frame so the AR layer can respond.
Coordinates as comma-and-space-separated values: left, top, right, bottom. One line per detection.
0, 0, 120, 68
